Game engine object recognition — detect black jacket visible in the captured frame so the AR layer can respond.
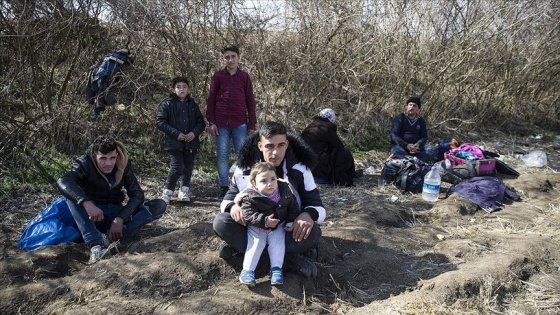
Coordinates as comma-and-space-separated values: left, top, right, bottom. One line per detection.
220, 131, 326, 224
240, 180, 300, 230
56, 141, 144, 220
156, 93, 206, 151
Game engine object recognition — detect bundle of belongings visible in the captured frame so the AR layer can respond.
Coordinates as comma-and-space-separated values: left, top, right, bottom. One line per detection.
438, 142, 521, 212
438, 142, 519, 185
381, 139, 521, 212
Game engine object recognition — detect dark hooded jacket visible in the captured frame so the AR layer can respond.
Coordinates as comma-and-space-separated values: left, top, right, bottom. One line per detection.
301, 116, 356, 186
220, 132, 326, 224
156, 93, 206, 151
239, 180, 300, 230
56, 141, 144, 220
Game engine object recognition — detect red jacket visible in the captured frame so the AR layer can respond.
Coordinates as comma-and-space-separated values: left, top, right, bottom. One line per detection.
206, 68, 256, 130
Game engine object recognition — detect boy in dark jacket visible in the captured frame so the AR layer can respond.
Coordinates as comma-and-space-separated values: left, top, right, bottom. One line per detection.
156, 77, 206, 204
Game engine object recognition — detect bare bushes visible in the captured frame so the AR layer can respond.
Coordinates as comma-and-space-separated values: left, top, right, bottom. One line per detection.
0, 0, 558, 186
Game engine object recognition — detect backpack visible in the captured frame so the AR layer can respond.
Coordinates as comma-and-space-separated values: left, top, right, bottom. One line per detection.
438, 159, 496, 184
381, 156, 430, 193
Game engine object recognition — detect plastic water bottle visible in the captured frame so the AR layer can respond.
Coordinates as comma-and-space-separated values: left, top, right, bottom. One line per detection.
422, 165, 441, 202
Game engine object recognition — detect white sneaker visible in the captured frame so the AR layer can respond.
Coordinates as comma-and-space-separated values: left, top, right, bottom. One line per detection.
178, 186, 190, 202
161, 189, 173, 205
88, 245, 108, 265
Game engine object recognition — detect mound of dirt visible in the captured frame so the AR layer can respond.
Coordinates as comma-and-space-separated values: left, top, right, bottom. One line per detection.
1, 139, 559, 314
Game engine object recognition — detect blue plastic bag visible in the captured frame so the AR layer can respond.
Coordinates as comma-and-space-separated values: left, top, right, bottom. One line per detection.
18, 196, 81, 251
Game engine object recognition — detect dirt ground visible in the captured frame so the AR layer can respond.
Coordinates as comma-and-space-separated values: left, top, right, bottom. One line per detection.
1, 136, 559, 315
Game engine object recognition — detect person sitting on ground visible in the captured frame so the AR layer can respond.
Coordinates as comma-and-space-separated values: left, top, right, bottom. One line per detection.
301, 108, 361, 186
390, 96, 437, 162
213, 121, 326, 278
235, 162, 300, 287
56, 136, 167, 264
156, 76, 206, 204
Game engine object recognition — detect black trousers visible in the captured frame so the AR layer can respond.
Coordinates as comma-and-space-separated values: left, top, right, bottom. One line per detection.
165, 150, 197, 190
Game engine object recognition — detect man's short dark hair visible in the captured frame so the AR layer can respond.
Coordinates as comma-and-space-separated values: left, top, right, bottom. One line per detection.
172, 76, 189, 87
259, 121, 287, 139
92, 136, 118, 155
221, 44, 240, 55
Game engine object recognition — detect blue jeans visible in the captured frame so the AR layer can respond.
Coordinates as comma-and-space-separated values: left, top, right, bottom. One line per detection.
216, 124, 247, 186
390, 144, 437, 162
66, 199, 166, 249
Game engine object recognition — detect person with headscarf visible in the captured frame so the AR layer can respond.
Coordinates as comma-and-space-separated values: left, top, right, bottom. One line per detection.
301, 108, 360, 186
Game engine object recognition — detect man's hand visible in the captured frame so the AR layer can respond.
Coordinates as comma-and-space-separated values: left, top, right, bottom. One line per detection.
83, 201, 104, 222
230, 204, 247, 226
407, 143, 420, 154
177, 132, 187, 141
292, 212, 314, 242
108, 217, 124, 241
209, 124, 219, 136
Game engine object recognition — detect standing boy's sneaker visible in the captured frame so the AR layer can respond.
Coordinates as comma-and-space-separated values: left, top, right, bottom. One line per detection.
161, 189, 173, 205
239, 269, 256, 287
270, 266, 284, 285
178, 186, 190, 202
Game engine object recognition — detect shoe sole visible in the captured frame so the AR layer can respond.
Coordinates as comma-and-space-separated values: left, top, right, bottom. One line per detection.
239, 280, 256, 287
271, 281, 283, 286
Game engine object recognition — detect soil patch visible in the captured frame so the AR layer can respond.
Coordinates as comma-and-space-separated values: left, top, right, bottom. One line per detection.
1, 138, 559, 314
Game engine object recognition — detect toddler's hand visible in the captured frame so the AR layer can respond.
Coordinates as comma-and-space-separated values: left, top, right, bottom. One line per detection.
265, 214, 280, 228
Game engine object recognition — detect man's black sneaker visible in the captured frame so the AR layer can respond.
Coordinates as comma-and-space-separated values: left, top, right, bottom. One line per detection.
218, 242, 239, 259
285, 253, 317, 278
218, 186, 229, 198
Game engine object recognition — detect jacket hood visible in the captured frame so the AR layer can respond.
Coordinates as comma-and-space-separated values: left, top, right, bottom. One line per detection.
237, 131, 317, 170
87, 140, 128, 186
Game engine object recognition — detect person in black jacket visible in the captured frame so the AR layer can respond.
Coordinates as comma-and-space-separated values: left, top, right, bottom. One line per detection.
156, 77, 206, 204
214, 121, 326, 278
57, 136, 167, 264
301, 108, 359, 186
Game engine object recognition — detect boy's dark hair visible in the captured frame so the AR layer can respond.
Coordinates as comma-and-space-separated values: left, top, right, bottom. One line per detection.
259, 121, 287, 139
250, 162, 276, 184
221, 44, 240, 55
91, 136, 118, 155
172, 76, 189, 87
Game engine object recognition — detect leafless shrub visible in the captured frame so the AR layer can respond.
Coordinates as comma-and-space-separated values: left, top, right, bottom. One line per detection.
0, 0, 558, 185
